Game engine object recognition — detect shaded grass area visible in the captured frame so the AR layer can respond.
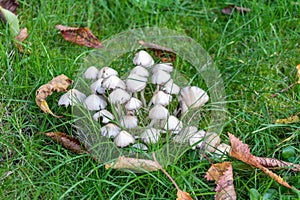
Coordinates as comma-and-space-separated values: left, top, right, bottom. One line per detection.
0, 0, 299, 199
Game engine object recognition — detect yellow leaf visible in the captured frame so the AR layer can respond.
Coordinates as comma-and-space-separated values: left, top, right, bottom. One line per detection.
297, 64, 300, 84
275, 115, 299, 124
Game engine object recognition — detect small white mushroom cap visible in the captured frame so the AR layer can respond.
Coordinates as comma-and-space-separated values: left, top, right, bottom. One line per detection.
84, 66, 99, 80
214, 143, 231, 159
90, 78, 106, 94
102, 75, 126, 90
152, 63, 173, 73
204, 132, 221, 153
151, 69, 171, 85
93, 109, 115, 123
179, 86, 209, 109
163, 115, 183, 132
173, 126, 198, 143
120, 115, 138, 129
97, 67, 118, 79
132, 143, 148, 151
125, 97, 142, 110
84, 94, 107, 111
141, 128, 161, 144
150, 91, 172, 106
149, 105, 169, 120
133, 50, 154, 68
58, 89, 86, 107
130, 66, 149, 78
162, 79, 180, 95
101, 123, 121, 138
109, 89, 131, 104
189, 130, 206, 150
114, 130, 135, 148
126, 73, 147, 93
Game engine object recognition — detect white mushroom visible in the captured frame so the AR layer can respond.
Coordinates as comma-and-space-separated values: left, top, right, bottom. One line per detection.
173, 126, 198, 143
130, 66, 149, 78
102, 75, 126, 90
97, 67, 118, 79
133, 50, 154, 68
109, 89, 131, 104
58, 89, 86, 107
114, 130, 135, 148
214, 143, 231, 159
93, 109, 115, 123
151, 69, 171, 91
162, 115, 183, 132
148, 105, 169, 127
84, 66, 99, 80
162, 79, 180, 95
203, 132, 221, 153
189, 130, 206, 150
90, 78, 106, 94
141, 128, 161, 144
119, 115, 138, 129
132, 143, 148, 151
125, 97, 142, 111
126, 73, 148, 106
152, 63, 173, 73
84, 94, 107, 111
101, 123, 121, 138
149, 91, 172, 106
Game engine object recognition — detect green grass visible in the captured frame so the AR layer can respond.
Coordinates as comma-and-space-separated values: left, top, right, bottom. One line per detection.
1, 0, 299, 199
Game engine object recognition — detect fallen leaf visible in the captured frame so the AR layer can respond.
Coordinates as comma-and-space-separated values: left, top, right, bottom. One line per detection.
255, 157, 300, 172
45, 132, 86, 154
0, 5, 19, 36
228, 133, 294, 189
176, 190, 193, 200
296, 64, 300, 84
105, 156, 160, 172
14, 27, 28, 52
56, 25, 103, 48
36, 74, 73, 118
275, 115, 299, 124
0, 0, 18, 22
222, 5, 251, 15
205, 162, 236, 200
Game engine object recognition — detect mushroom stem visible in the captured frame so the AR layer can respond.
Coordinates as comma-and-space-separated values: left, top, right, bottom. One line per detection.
140, 90, 147, 107
149, 119, 158, 127
155, 85, 160, 93
133, 92, 138, 99
115, 103, 123, 118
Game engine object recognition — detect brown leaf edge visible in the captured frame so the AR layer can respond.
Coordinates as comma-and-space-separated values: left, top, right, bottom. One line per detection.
15, 27, 28, 52
176, 190, 193, 200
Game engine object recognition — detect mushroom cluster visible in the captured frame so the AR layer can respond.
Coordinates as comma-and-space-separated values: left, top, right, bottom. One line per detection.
58, 50, 229, 155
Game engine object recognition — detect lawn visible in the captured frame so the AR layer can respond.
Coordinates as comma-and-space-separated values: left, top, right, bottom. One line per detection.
0, 0, 299, 199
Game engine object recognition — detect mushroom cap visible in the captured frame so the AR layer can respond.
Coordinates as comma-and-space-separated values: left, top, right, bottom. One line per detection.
97, 67, 118, 79
84, 94, 107, 111
114, 130, 135, 147
126, 73, 147, 92
150, 91, 172, 106
152, 63, 173, 73
125, 97, 142, 110
179, 86, 209, 108
204, 132, 220, 153
132, 143, 148, 151
215, 143, 231, 159
130, 66, 149, 78
102, 75, 126, 90
163, 115, 183, 131
133, 50, 154, 68
93, 109, 115, 123
151, 69, 171, 85
109, 88, 131, 104
58, 89, 86, 107
90, 78, 106, 94
141, 128, 161, 144
162, 79, 180, 95
189, 130, 206, 150
120, 115, 138, 129
84, 66, 99, 80
101, 123, 121, 138
173, 126, 198, 143
149, 105, 169, 120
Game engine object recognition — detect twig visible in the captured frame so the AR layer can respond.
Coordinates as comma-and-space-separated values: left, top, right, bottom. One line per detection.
138, 40, 175, 53
270, 82, 297, 98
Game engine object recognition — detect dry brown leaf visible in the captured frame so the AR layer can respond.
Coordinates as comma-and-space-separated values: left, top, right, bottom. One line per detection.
0, 0, 18, 22
205, 162, 236, 200
56, 25, 103, 48
275, 115, 299, 124
222, 5, 251, 15
256, 157, 300, 172
15, 27, 28, 52
45, 132, 86, 154
105, 156, 160, 173
36, 74, 73, 118
176, 190, 193, 200
228, 132, 294, 189
296, 64, 300, 84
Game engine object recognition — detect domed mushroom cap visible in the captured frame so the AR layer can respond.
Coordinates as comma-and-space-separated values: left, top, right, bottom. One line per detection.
152, 63, 173, 73
102, 75, 126, 90
149, 105, 169, 120
214, 143, 231, 159
133, 50, 154, 68
189, 130, 206, 150
90, 78, 105, 94
179, 86, 209, 109
173, 126, 198, 143
163, 115, 182, 132
84, 66, 99, 80
130, 66, 149, 78
151, 69, 171, 85
162, 79, 180, 95
114, 130, 135, 148
141, 128, 161, 144
132, 143, 148, 151
125, 97, 142, 110
109, 88, 131, 104
58, 89, 86, 107
204, 132, 220, 153
119, 115, 138, 129
93, 109, 115, 123
97, 67, 118, 79
150, 91, 172, 106
101, 123, 121, 138
84, 94, 107, 111
126, 73, 147, 93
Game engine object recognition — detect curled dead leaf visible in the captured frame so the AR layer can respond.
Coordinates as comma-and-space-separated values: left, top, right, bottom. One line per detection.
36, 74, 73, 118
255, 157, 300, 172
15, 27, 28, 52
176, 190, 193, 200
56, 25, 103, 48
